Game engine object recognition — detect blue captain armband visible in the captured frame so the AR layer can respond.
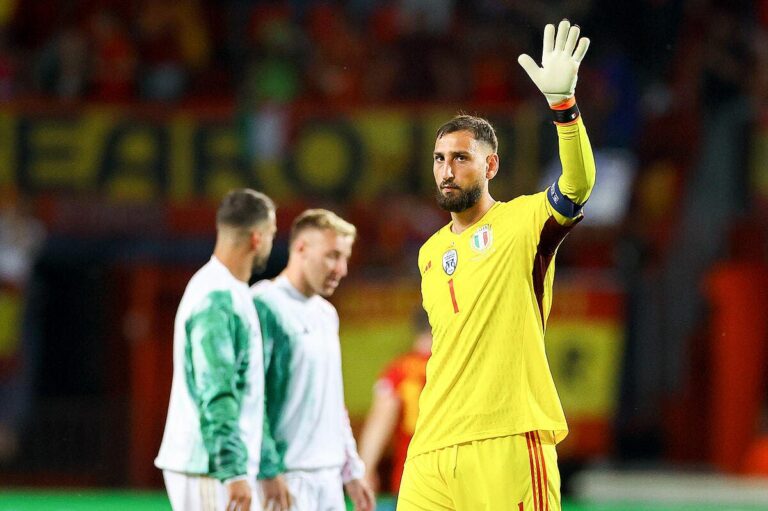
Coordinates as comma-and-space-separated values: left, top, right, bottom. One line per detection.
547, 180, 584, 218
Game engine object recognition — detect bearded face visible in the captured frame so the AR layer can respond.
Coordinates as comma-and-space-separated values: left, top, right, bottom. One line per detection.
433, 130, 495, 215
435, 180, 483, 212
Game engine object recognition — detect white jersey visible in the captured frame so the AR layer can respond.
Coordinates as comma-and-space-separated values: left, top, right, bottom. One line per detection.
156, 256, 264, 481
251, 276, 365, 482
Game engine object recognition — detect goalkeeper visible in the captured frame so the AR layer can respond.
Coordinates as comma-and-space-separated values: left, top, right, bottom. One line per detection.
396, 20, 595, 511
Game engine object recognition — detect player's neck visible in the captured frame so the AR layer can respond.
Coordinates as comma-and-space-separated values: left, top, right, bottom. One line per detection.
213, 246, 252, 283
281, 266, 314, 298
450, 194, 496, 234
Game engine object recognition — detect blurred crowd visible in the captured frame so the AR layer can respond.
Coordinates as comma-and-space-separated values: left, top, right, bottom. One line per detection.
0, 1, 759, 111
2, 1, 768, 253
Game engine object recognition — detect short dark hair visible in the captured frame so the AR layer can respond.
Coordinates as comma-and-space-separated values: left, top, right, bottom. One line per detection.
436, 114, 498, 152
216, 189, 275, 230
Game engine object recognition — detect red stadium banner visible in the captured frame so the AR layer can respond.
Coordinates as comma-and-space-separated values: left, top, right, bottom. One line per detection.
545, 275, 625, 459
331, 278, 423, 417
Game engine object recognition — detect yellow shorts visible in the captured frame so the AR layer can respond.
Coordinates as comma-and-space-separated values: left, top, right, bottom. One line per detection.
397, 431, 560, 511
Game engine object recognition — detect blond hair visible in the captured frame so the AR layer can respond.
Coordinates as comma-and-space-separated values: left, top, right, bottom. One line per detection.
289, 209, 356, 244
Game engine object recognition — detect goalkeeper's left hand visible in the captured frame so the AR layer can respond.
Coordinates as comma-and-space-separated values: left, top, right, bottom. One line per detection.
518, 19, 590, 106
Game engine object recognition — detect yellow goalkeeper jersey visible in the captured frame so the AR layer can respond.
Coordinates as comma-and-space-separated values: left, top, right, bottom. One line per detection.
409, 192, 576, 458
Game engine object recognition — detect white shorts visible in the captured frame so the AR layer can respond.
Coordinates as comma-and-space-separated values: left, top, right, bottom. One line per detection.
260, 467, 345, 511
163, 470, 258, 511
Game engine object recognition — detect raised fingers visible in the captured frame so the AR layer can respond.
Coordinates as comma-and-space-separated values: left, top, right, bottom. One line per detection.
554, 19, 570, 52
573, 37, 591, 63
543, 23, 555, 56
564, 24, 581, 55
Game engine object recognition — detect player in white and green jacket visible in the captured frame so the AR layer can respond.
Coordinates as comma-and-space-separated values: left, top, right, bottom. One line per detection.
252, 209, 375, 511
156, 189, 277, 511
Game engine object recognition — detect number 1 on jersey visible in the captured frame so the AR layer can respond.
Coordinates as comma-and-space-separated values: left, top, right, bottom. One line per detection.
448, 279, 459, 313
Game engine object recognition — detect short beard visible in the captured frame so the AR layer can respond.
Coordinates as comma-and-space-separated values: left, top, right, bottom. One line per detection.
435, 183, 483, 212
252, 255, 269, 275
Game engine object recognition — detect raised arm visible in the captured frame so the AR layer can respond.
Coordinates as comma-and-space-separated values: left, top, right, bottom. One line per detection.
519, 19, 596, 224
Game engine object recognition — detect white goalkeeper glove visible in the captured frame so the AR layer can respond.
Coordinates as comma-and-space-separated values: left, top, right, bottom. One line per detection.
518, 19, 590, 106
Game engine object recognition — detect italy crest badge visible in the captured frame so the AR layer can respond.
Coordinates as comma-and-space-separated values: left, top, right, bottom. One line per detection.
470, 224, 492, 252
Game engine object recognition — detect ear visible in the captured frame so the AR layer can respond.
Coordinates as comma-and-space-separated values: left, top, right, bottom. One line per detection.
250, 229, 263, 251
486, 153, 500, 180
292, 236, 307, 255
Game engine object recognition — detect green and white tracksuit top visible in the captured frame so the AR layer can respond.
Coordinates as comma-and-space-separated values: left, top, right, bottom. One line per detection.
252, 276, 365, 483
155, 256, 264, 481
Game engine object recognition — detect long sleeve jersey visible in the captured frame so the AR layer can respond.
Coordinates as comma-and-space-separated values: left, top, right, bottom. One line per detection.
155, 256, 264, 481
409, 116, 596, 457
252, 276, 365, 482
